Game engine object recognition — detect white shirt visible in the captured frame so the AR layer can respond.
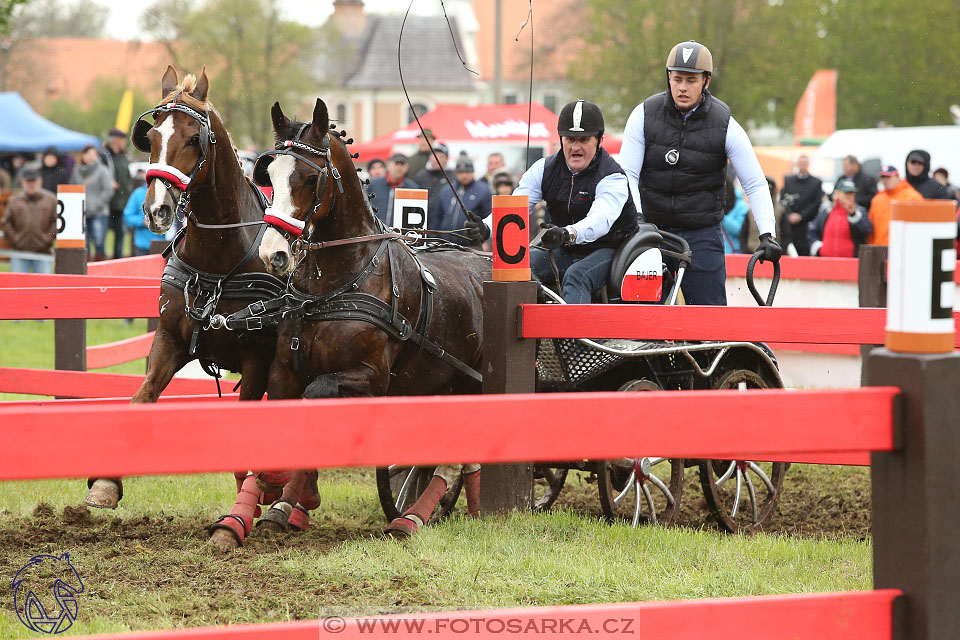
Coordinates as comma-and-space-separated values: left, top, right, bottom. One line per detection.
619, 101, 776, 238
481, 156, 629, 245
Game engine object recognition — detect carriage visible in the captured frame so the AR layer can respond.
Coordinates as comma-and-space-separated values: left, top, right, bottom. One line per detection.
377, 227, 788, 534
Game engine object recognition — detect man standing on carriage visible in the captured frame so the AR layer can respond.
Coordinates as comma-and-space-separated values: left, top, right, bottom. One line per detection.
619, 41, 781, 305
464, 99, 639, 304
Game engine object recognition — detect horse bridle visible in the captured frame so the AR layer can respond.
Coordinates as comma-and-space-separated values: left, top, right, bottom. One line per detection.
252, 123, 344, 238
132, 90, 217, 223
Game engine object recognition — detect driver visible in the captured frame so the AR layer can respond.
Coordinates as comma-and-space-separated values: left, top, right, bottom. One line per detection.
619, 40, 780, 305
464, 99, 639, 303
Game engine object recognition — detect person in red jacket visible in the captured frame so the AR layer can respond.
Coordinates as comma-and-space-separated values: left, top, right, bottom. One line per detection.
807, 177, 873, 257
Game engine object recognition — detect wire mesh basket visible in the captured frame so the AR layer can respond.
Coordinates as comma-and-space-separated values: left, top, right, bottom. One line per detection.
536, 338, 627, 385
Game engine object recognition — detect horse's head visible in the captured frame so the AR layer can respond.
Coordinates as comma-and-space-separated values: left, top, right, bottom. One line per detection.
13, 553, 85, 634
133, 65, 218, 234
256, 98, 356, 276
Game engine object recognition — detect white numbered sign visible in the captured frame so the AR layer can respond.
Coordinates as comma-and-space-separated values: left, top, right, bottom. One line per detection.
393, 188, 428, 231
56, 184, 86, 248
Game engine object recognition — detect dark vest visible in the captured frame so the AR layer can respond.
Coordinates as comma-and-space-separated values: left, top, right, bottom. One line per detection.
540, 148, 639, 251
639, 90, 731, 229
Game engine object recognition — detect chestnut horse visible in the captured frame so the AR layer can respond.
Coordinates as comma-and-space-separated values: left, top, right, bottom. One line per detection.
207, 99, 490, 549
82, 68, 314, 534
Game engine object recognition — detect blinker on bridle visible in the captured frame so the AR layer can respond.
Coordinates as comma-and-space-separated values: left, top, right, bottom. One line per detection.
253, 122, 344, 238
132, 89, 217, 221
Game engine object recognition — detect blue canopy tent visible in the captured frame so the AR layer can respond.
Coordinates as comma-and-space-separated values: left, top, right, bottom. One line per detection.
0, 92, 99, 152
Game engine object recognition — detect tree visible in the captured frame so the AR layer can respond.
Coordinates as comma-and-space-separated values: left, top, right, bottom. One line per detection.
9, 0, 107, 38
44, 78, 155, 141
141, 0, 319, 149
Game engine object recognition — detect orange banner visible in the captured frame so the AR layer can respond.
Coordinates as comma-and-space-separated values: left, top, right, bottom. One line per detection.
793, 70, 837, 144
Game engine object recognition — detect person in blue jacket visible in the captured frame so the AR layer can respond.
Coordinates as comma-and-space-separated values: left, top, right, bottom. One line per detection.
435, 155, 492, 246
123, 173, 165, 255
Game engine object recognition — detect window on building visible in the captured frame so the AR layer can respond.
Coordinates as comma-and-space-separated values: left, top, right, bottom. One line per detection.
543, 94, 557, 113
504, 94, 518, 105
336, 103, 347, 124
408, 103, 428, 123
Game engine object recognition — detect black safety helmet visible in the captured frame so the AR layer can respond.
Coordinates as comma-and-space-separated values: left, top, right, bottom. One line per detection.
557, 100, 604, 138
666, 41, 713, 77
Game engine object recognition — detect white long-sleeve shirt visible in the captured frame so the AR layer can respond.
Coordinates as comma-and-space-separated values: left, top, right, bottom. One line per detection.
481, 156, 629, 245
619, 101, 776, 238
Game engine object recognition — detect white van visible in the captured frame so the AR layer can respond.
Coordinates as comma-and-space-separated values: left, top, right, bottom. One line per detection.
814, 126, 960, 189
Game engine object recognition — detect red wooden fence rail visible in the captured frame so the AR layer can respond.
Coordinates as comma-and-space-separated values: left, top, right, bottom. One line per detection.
0, 367, 222, 398
0, 387, 898, 480
69, 589, 901, 640
86, 253, 166, 278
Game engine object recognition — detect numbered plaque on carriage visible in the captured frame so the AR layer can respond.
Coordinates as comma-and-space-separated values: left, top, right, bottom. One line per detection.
393, 188, 428, 232
620, 247, 663, 302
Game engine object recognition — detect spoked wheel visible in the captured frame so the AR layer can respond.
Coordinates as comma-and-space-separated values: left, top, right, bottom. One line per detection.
375, 466, 463, 523
699, 368, 788, 533
596, 378, 684, 526
533, 464, 568, 512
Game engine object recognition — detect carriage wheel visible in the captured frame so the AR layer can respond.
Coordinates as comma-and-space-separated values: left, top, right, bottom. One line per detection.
698, 369, 787, 533
375, 466, 463, 523
533, 464, 568, 512
596, 379, 684, 526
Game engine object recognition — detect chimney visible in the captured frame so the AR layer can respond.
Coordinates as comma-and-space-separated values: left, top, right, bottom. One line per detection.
332, 0, 367, 40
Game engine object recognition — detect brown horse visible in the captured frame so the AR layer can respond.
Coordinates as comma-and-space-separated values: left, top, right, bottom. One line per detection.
82, 68, 307, 532
207, 99, 490, 549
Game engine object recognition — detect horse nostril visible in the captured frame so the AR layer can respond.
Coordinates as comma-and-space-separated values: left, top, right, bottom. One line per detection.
271, 253, 289, 273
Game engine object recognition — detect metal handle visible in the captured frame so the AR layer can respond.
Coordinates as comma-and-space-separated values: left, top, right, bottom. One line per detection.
746, 251, 780, 307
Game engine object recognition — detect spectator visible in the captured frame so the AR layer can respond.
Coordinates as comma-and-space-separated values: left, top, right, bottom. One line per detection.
39, 147, 69, 194
903, 149, 949, 199
367, 153, 418, 225
779, 154, 823, 256
367, 158, 386, 180
436, 155, 492, 247
933, 168, 957, 200
1, 164, 57, 273
10, 153, 30, 187
491, 169, 516, 196
722, 177, 749, 254
100, 128, 133, 259
123, 172, 164, 256
406, 128, 435, 178
807, 178, 872, 258
414, 142, 454, 208
866, 165, 922, 246
70, 144, 114, 261
480, 152, 506, 188
841, 155, 878, 210
0, 165, 11, 191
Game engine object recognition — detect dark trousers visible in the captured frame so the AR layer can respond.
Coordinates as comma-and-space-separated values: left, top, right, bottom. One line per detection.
531, 246, 615, 304
109, 208, 126, 259
662, 224, 727, 306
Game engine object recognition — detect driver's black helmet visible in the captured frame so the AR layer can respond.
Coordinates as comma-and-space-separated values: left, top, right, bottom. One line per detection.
557, 100, 604, 138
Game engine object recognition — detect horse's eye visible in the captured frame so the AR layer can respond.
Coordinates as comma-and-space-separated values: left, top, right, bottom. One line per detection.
186, 135, 201, 147
305, 174, 319, 186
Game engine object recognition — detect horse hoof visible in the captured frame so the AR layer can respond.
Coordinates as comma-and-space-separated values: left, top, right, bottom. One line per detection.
384, 516, 418, 539
254, 504, 290, 534
83, 479, 120, 509
208, 528, 240, 552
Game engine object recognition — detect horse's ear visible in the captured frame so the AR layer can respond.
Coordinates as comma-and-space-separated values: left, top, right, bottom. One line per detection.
311, 99, 329, 135
270, 102, 290, 134
161, 65, 178, 97
191, 66, 209, 102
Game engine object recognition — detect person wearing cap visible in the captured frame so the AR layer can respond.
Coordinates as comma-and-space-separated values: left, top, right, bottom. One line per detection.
39, 146, 69, 194
807, 178, 872, 258
778, 154, 824, 256
436, 154, 491, 246
100, 127, 133, 259
866, 166, 922, 246
70, 144, 115, 261
464, 99, 639, 304
367, 153, 419, 225
414, 141, 454, 215
1, 164, 58, 273
491, 169, 516, 196
619, 40, 779, 305
841, 156, 877, 210
366, 158, 386, 180
904, 149, 950, 200
406, 128, 435, 179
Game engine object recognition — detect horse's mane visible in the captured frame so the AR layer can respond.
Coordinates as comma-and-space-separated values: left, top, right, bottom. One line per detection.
159, 73, 241, 166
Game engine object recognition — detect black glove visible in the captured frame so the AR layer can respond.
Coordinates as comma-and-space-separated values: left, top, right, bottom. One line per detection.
463, 209, 489, 244
540, 223, 571, 250
757, 233, 782, 263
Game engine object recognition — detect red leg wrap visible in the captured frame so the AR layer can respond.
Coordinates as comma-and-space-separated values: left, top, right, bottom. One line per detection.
402, 475, 448, 526
287, 506, 310, 531
209, 473, 262, 544
385, 515, 419, 537
463, 469, 481, 518
297, 470, 321, 511
233, 471, 247, 493
255, 470, 293, 492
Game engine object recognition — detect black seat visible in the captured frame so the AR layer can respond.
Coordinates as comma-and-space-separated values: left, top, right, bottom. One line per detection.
607, 223, 663, 296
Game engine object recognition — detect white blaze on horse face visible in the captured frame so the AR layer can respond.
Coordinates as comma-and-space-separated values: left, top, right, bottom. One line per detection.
151, 116, 177, 211
267, 155, 297, 216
